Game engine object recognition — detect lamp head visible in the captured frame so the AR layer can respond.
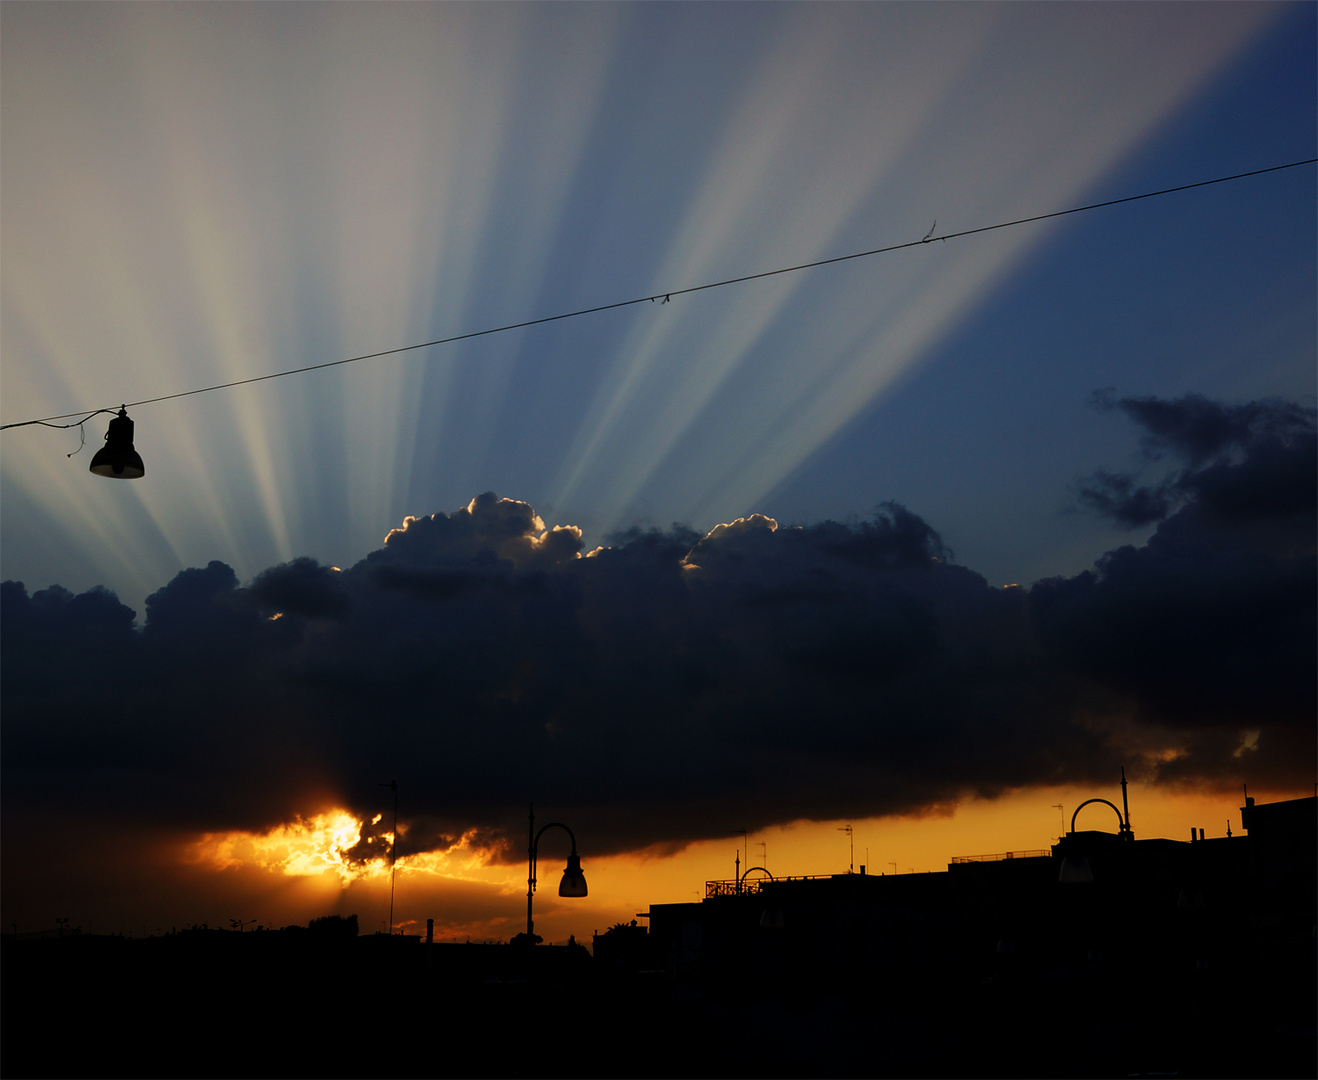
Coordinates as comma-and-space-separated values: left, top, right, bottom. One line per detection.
89, 408, 145, 479
558, 852, 587, 897
1058, 854, 1094, 884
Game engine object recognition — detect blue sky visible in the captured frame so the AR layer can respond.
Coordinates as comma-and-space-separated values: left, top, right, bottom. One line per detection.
3, 2, 1312, 612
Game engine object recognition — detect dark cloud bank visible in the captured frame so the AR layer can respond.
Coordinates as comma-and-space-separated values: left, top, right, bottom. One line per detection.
4, 395, 1313, 863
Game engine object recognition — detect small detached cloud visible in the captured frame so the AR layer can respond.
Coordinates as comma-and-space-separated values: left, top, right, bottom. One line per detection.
1077, 392, 1316, 529
4, 399, 1313, 865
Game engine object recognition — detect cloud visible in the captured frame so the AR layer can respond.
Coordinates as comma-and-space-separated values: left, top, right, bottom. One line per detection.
1074, 469, 1176, 529
1045, 393, 1316, 785
1077, 392, 1316, 528
1098, 390, 1315, 467
4, 404, 1313, 863
249, 558, 350, 620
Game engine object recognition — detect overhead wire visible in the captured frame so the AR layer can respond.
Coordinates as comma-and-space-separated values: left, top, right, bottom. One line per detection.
2, 156, 1314, 431
6, 408, 119, 432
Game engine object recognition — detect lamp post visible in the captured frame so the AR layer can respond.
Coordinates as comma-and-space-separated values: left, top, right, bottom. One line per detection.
526, 804, 587, 941
738, 867, 783, 929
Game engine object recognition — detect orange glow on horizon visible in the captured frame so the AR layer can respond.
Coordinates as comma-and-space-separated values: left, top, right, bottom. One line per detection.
176, 781, 1310, 945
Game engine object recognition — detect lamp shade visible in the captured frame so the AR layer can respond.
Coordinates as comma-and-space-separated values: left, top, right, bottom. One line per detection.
1058, 854, 1094, 884
89, 409, 145, 479
558, 852, 587, 897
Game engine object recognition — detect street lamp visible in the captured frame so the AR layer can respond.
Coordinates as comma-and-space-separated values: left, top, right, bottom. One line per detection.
88, 408, 145, 478
737, 867, 784, 928
526, 804, 587, 941
1057, 769, 1136, 884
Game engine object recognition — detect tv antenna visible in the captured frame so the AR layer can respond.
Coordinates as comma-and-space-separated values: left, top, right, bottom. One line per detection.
838, 824, 854, 873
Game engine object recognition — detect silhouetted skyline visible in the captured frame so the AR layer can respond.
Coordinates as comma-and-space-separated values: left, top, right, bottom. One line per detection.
2, 2, 1314, 945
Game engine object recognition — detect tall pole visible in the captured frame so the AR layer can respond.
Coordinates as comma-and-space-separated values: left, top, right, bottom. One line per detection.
382, 781, 398, 933
1119, 766, 1132, 838
527, 804, 536, 938
732, 829, 748, 892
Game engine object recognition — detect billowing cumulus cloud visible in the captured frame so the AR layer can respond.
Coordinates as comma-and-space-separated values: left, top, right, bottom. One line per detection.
4, 399, 1313, 866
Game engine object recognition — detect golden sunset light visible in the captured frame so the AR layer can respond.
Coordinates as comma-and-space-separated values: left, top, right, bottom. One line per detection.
4, 3, 1313, 1076
160, 777, 1309, 949
191, 811, 389, 882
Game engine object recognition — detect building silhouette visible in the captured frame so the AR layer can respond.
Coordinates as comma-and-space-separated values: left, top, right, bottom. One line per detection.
4, 792, 1312, 1078
644, 792, 1315, 1077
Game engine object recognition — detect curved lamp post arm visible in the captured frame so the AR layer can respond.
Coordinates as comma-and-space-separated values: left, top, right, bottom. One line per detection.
529, 821, 580, 894
737, 866, 776, 890
1069, 798, 1131, 838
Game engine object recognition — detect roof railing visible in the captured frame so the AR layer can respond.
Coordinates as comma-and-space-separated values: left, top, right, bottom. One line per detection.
949, 849, 1051, 864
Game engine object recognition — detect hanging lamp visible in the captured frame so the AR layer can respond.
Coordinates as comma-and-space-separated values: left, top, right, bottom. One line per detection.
88, 408, 144, 479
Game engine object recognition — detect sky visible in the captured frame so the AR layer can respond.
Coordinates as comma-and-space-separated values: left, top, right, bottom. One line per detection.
2, 2, 1314, 943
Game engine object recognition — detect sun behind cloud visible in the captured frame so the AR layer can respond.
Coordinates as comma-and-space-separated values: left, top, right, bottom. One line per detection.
190, 809, 518, 893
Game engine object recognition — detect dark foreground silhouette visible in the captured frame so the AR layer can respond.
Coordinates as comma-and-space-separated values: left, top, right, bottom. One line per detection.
5, 796, 1314, 1079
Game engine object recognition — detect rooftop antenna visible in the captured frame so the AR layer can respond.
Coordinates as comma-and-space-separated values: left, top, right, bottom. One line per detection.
731, 829, 747, 893
838, 824, 854, 873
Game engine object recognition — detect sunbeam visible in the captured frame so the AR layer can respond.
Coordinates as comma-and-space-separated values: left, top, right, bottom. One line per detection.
2, 5, 1292, 615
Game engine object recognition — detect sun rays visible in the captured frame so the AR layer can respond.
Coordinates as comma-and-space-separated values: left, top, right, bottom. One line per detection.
1, 4, 1282, 616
